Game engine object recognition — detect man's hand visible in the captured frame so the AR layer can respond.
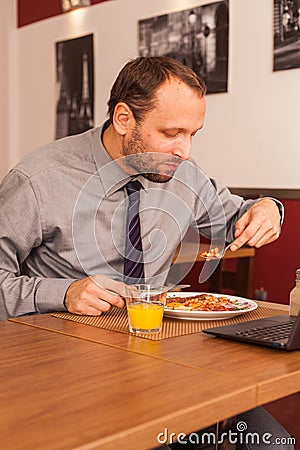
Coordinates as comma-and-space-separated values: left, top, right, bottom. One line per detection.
65, 274, 127, 315
230, 198, 281, 251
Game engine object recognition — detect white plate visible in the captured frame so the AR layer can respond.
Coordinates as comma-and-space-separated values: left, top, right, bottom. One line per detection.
164, 292, 258, 321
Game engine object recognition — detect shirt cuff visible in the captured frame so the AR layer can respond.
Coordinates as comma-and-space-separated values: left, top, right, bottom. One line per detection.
35, 278, 76, 313
268, 197, 284, 226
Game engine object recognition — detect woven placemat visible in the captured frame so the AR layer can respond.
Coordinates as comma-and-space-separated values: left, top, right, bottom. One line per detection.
52, 305, 287, 341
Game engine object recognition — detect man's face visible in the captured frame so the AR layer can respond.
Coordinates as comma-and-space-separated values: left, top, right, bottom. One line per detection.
123, 78, 206, 183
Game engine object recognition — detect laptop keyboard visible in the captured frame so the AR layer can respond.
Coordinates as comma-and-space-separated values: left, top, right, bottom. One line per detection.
233, 318, 297, 342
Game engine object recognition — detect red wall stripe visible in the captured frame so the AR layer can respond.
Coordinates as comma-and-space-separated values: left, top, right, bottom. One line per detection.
17, 0, 111, 27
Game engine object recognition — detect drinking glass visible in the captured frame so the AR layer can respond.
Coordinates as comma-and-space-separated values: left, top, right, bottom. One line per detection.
125, 284, 167, 334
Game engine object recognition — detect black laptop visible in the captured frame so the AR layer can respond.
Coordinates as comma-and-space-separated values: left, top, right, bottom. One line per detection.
203, 312, 300, 351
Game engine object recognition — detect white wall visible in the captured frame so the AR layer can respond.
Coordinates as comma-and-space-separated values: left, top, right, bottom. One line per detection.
0, 1, 8, 181
2, 0, 300, 187
0, 1, 18, 181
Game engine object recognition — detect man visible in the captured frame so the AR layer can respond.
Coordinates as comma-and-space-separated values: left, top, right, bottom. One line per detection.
0, 57, 292, 449
0, 56, 281, 319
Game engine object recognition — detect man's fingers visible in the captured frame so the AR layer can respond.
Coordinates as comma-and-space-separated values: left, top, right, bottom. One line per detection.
247, 227, 280, 248
231, 212, 254, 249
233, 200, 281, 250
92, 274, 127, 301
65, 276, 126, 315
87, 279, 125, 307
234, 211, 249, 239
100, 289, 125, 308
233, 223, 271, 250
74, 303, 106, 316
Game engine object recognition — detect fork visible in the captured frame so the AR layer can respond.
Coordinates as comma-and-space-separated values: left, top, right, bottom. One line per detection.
165, 284, 191, 292
200, 242, 233, 260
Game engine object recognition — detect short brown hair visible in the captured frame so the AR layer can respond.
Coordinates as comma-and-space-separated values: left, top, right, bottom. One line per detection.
107, 56, 206, 124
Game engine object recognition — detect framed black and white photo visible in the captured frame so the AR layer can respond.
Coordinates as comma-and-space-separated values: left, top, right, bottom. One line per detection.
138, 1, 229, 94
273, 0, 300, 71
55, 34, 94, 139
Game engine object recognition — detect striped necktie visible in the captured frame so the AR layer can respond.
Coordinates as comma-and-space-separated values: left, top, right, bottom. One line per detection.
123, 180, 145, 284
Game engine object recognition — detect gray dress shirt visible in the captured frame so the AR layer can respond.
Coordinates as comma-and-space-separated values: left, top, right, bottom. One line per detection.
0, 123, 278, 319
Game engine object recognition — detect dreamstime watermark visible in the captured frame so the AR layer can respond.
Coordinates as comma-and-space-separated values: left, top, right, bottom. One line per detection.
157, 421, 296, 446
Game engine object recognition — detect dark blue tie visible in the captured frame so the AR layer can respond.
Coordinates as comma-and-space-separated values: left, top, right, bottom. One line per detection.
123, 180, 145, 284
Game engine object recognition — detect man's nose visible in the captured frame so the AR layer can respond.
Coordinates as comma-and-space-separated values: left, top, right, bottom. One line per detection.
171, 137, 191, 160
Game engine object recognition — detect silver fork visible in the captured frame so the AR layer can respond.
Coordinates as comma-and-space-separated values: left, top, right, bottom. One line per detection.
200, 242, 233, 260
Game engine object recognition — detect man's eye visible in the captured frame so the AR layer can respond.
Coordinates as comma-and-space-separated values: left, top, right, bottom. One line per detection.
164, 131, 178, 138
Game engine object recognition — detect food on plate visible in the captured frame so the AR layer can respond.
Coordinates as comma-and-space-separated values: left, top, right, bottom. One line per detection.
165, 293, 251, 312
200, 247, 221, 259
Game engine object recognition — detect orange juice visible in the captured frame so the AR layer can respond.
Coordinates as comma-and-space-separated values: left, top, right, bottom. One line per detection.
127, 302, 164, 333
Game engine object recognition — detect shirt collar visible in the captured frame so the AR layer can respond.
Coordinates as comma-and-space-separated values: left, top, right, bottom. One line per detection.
90, 121, 150, 197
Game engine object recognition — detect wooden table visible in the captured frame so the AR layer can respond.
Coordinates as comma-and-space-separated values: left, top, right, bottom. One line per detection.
5, 302, 299, 449
173, 242, 255, 297
1, 320, 255, 450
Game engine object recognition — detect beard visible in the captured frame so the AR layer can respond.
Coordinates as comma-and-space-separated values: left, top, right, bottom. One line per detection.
123, 126, 182, 183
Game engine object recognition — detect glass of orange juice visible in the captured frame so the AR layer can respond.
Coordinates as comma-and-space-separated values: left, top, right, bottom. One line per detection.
125, 284, 167, 334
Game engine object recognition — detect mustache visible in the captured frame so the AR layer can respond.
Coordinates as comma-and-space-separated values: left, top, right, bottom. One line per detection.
162, 156, 182, 163
122, 152, 185, 178
154, 155, 183, 166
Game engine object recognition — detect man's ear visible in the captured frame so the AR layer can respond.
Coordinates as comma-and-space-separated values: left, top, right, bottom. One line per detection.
113, 103, 133, 135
